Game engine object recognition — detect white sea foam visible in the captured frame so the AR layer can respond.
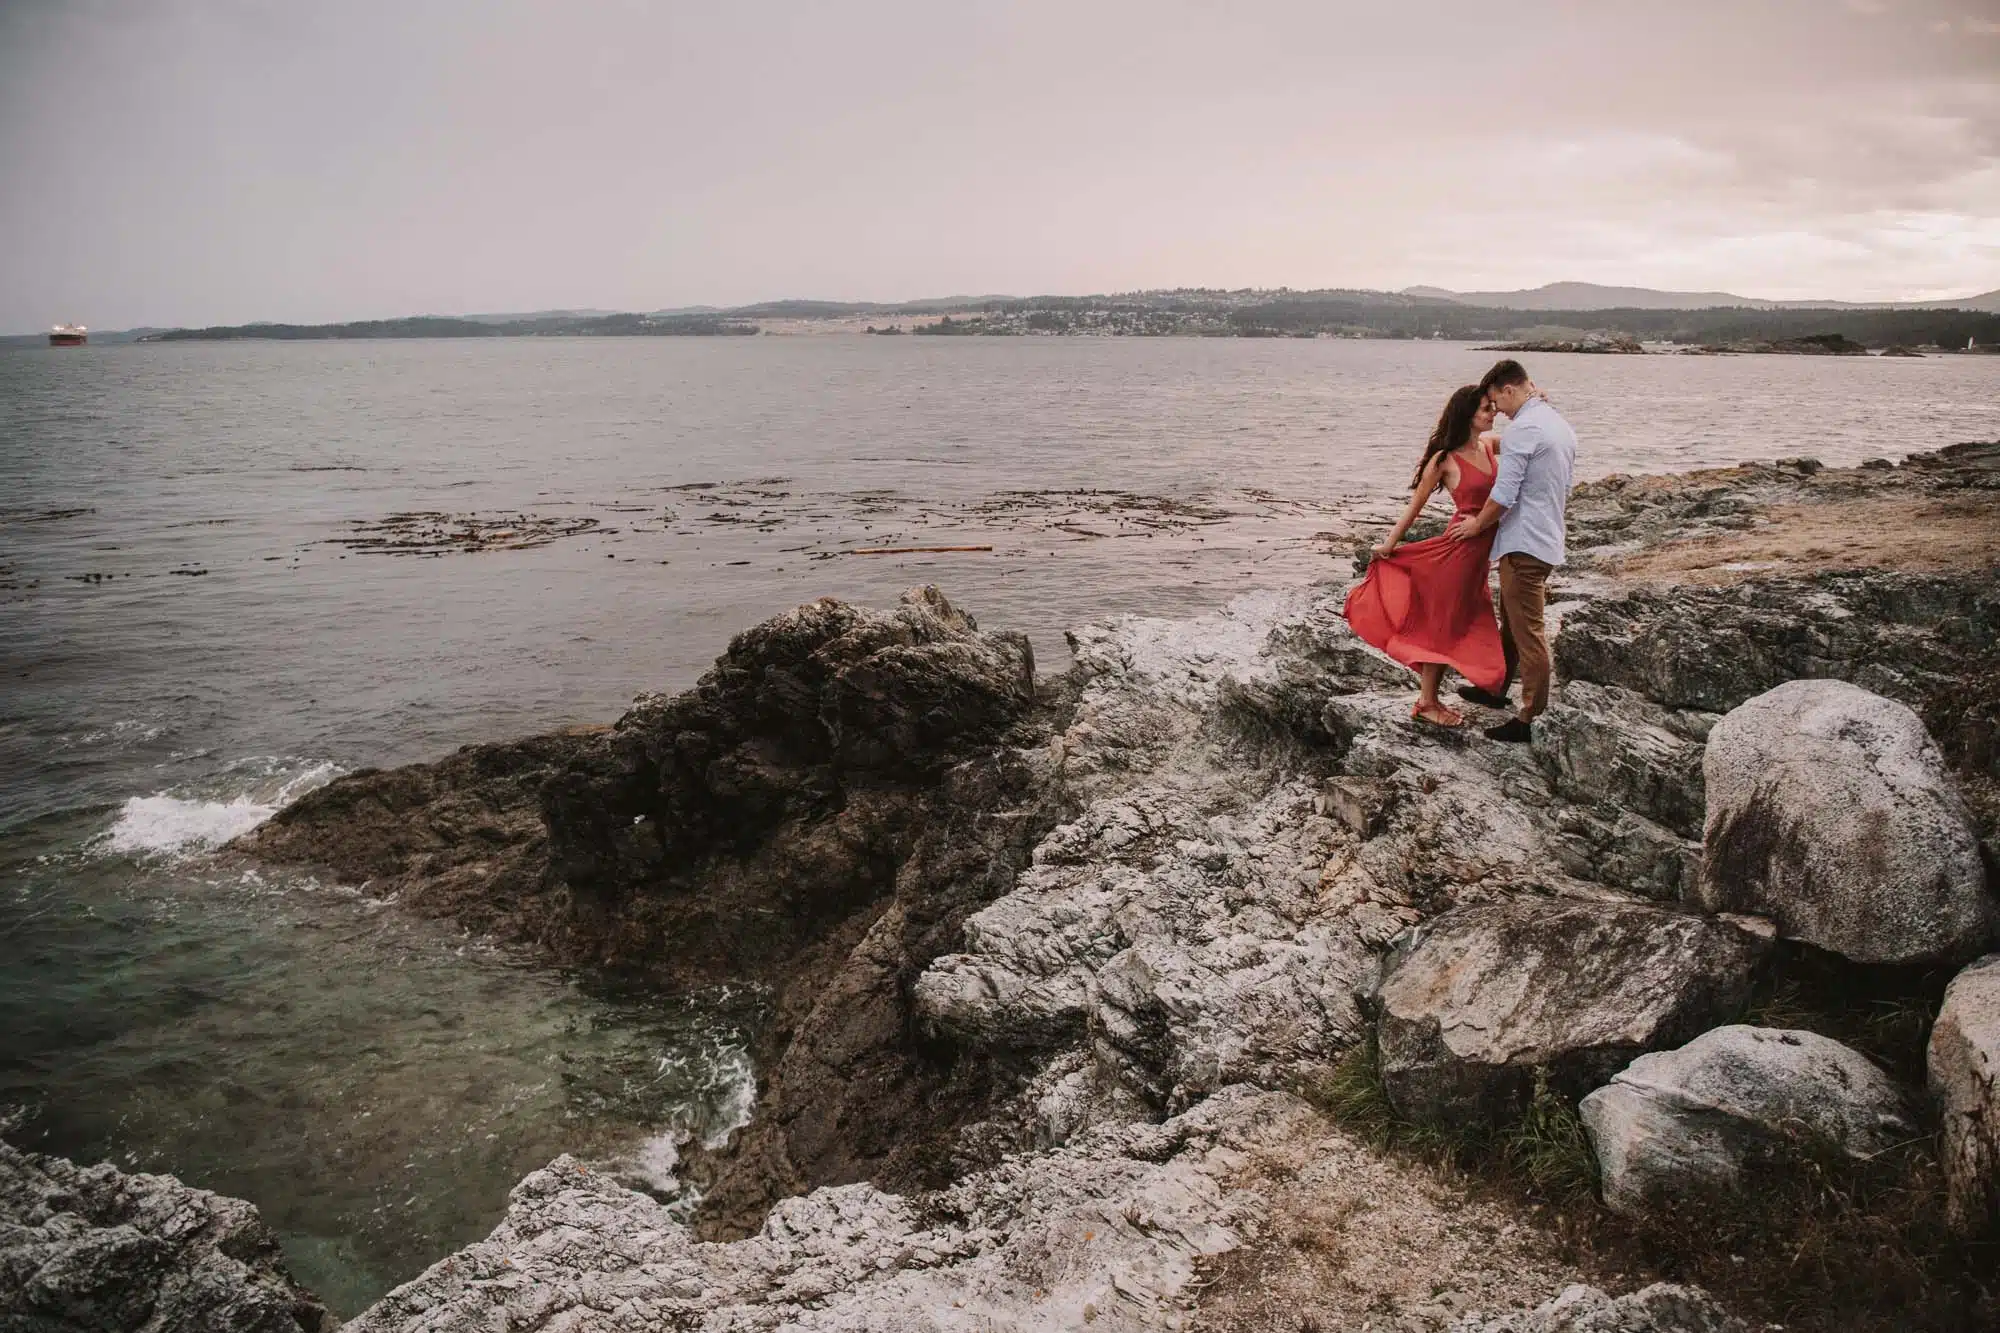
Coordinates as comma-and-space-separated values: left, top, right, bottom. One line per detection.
620, 1042, 759, 1201
103, 760, 339, 858
702, 1045, 758, 1150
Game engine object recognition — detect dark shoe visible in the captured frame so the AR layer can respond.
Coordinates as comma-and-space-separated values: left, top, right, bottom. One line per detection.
1458, 684, 1513, 709
1485, 717, 1533, 744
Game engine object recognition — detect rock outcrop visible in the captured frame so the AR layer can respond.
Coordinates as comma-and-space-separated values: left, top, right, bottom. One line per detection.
1372, 901, 1773, 1122
233, 729, 597, 945
1697, 679, 1993, 965
1452, 1283, 1749, 1333
1580, 1025, 1918, 1215
1929, 954, 2000, 1233
216, 445, 2000, 1329
0, 1140, 329, 1332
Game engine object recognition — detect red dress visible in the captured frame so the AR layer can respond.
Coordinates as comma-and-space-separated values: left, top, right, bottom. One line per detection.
1343, 451, 1508, 693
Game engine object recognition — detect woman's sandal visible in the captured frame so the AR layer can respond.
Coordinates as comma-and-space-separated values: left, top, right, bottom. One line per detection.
1411, 701, 1466, 729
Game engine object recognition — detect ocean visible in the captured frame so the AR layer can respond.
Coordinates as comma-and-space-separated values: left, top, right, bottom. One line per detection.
2, 334, 1993, 1311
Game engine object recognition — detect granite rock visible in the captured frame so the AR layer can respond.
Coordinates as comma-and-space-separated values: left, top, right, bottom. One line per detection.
1374, 900, 1773, 1122
1581, 1025, 1918, 1215
1698, 679, 1993, 965
1929, 953, 2000, 1232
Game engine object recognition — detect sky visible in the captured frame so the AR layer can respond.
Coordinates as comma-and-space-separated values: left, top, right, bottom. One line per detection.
2, 0, 1997, 330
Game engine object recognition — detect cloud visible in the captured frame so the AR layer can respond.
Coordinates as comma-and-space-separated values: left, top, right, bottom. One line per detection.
3, 0, 1998, 325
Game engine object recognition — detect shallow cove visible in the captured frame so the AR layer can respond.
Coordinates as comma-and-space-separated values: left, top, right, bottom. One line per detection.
0, 794, 762, 1316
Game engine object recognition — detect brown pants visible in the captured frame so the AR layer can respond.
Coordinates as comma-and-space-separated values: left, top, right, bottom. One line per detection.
1498, 553, 1554, 719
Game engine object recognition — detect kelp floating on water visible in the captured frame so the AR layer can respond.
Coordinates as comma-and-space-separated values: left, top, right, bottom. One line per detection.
329, 511, 603, 556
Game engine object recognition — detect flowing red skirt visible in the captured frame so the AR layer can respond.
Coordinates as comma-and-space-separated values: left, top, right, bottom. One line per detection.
1343, 530, 1507, 693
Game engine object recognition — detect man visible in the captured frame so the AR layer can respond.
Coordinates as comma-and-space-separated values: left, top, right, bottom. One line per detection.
1445, 359, 1576, 743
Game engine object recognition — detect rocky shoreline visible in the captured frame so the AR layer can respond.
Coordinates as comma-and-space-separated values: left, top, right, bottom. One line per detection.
6, 443, 1997, 1331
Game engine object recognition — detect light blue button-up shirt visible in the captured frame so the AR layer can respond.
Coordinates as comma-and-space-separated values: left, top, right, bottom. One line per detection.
1489, 396, 1577, 567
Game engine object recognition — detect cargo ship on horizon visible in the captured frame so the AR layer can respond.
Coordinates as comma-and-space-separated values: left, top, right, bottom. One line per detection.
49, 324, 87, 347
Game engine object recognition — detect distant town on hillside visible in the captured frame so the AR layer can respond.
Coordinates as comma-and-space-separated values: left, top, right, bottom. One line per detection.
13, 282, 2000, 351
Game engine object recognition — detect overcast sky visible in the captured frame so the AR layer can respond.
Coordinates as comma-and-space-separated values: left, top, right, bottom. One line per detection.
3, 0, 1996, 329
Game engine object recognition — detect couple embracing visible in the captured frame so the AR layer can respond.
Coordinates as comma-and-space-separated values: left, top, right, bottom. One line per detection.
1344, 358, 1576, 743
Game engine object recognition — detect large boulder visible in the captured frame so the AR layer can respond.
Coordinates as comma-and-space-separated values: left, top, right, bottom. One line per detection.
1453, 1283, 1747, 1333
1373, 899, 1773, 1122
1580, 1025, 1918, 1216
0, 1140, 330, 1332
1929, 953, 2000, 1233
1697, 679, 1993, 966
1454, 1282, 1747, 1333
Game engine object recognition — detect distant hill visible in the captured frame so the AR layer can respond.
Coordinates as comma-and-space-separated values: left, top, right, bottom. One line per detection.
1405, 282, 1777, 310
456, 308, 622, 325
13, 283, 2000, 344
141, 312, 759, 341
1405, 281, 2000, 313
1941, 288, 2000, 313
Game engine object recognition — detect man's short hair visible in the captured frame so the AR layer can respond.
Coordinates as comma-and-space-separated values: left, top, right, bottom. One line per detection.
1479, 359, 1530, 393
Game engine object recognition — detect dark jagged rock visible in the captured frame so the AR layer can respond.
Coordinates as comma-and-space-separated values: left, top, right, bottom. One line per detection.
684, 738, 1072, 1237
0, 1140, 329, 1332
540, 587, 1037, 933
1373, 900, 1774, 1122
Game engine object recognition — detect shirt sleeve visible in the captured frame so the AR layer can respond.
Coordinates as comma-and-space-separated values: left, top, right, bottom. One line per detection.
1489, 421, 1542, 510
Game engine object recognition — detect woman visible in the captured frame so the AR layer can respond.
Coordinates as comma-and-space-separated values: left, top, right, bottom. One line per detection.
1343, 383, 1508, 728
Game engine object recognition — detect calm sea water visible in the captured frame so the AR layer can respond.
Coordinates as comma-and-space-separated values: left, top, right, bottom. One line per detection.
1, 336, 1993, 1311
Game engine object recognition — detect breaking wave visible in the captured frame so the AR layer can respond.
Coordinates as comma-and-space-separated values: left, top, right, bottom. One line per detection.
103, 759, 340, 857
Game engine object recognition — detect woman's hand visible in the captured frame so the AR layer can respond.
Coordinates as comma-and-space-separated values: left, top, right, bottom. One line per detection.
1371, 541, 1397, 558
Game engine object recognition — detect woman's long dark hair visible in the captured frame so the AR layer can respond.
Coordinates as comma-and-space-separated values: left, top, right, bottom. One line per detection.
1411, 383, 1484, 488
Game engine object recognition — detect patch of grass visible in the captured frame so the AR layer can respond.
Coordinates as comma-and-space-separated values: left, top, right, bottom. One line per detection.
1497, 1068, 1597, 1201
1742, 943, 1953, 1086
1296, 1035, 1596, 1205
1620, 1132, 1997, 1332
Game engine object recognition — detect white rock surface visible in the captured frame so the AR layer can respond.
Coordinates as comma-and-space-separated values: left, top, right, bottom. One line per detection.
1581, 1025, 1917, 1215
1929, 953, 2000, 1232
921, 593, 1727, 1122
1451, 1282, 1748, 1333
347, 1086, 1596, 1333
0, 1139, 330, 1333
918, 590, 1380, 1114
1698, 678, 1993, 965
